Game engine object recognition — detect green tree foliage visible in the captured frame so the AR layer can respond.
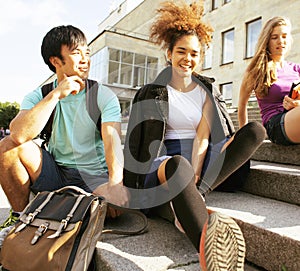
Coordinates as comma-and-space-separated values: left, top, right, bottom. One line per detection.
0, 102, 20, 129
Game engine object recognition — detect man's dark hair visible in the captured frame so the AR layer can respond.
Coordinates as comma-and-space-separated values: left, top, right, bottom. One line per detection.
41, 25, 87, 73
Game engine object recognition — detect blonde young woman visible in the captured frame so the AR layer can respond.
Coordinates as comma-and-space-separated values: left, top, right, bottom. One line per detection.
124, 1, 265, 270
239, 16, 300, 145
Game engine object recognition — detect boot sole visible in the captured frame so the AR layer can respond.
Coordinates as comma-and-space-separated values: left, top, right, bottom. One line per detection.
200, 212, 246, 271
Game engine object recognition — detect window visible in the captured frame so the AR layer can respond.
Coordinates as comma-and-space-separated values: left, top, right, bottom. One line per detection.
135, 54, 146, 66
108, 61, 119, 83
246, 18, 262, 58
203, 45, 213, 69
212, 0, 218, 10
133, 53, 145, 87
222, 29, 234, 64
120, 64, 133, 85
146, 57, 158, 83
220, 82, 232, 103
91, 47, 159, 87
109, 48, 120, 62
89, 47, 109, 82
106, 48, 159, 87
121, 51, 133, 64
120, 100, 131, 118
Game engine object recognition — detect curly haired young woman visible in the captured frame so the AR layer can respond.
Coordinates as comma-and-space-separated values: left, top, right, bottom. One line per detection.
124, 1, 266, 270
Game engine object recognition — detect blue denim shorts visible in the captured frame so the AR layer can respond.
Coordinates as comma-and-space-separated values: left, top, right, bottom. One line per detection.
143, 138, 228, 188
31, 148, 108, 194
264, 113, 295, 146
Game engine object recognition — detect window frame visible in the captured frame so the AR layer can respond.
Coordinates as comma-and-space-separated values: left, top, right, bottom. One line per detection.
212, 0, 218, 10
245, 18, 262, 59
106, 48, 158, 87
220, 82, 233, 105
221, 28, 235, 65
203, 45, 213, 70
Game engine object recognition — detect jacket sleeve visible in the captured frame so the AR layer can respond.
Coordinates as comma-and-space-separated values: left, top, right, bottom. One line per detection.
123, 89, 143, 188
123, 85, 166, 189
211, 85, 235, 137
193, 73, 235, 142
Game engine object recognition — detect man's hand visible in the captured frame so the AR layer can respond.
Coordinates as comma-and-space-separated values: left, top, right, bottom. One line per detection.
93, 182, 130, 218
55, 74, 85, 99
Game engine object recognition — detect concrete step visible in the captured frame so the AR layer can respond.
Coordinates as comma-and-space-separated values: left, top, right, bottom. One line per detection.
96, 216, 200, 271
205, 191, 300, 271
252, 140, 300, 166
231, 119, 263, 132
229, 113, 261, 121
231, 118, 261, 126
95, 191, 300, 271
229, 115, 261, 122
228, 107, 262, 131
0, 206, 262, 271
95, 202, 265, 271
242, 161, 300, 205
228, 108, 261, 119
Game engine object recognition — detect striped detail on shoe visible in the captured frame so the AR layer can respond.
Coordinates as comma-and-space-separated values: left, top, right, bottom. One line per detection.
199, 212, 246, 271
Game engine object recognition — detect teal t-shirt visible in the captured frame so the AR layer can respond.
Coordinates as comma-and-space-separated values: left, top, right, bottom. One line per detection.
21, 80, 121, 176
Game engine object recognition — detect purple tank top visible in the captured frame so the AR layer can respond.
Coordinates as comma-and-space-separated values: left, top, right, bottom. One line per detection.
257, 61, 300, 125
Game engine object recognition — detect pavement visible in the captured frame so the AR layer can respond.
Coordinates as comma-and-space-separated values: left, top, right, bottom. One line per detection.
0, 188, 9, 209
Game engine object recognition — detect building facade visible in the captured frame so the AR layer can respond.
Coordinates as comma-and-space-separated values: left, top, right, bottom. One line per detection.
92, 0, 300, 110
43, 0, 300, 113
201, 0, 300, 107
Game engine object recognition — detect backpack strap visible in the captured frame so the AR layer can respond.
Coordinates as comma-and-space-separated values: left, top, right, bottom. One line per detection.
86, 79, 102, 138
40, 83, 55, 146
39, 79, 102, 146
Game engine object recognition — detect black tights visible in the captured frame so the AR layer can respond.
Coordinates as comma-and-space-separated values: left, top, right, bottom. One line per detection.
161, 122, 265, 251
164, 155, 208, 250
199, 121, 266, 194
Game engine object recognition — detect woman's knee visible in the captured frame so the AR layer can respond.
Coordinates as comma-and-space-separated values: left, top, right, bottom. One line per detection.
283, 108, 300, 143
158, 155, 193, 181
157, 157, 170, 184
236, 121, 266, 144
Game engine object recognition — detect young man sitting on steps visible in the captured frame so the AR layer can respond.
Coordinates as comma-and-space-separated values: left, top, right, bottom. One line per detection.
0, 25, 129, 246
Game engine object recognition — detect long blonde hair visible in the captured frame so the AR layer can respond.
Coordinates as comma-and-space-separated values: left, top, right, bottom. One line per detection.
244, 16, 292, 98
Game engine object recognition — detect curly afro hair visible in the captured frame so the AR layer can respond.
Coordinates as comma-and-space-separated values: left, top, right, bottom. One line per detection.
150, 0, 213, 53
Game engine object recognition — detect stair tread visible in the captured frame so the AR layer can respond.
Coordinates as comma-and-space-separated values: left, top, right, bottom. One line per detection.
252, 139, 300, 165
251, 160, 300, 175
206, 191, 300, 242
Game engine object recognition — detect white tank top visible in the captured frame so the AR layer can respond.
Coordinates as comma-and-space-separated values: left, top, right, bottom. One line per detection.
165, 84, 207, 140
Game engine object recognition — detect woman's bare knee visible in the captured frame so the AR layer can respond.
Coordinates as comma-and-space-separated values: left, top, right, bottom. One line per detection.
157, 158, 171, 184
285, 108, 300, 143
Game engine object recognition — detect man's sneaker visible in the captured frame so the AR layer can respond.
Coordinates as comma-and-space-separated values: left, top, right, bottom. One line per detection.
0, 210, 19, 247
199, 211, 246, 271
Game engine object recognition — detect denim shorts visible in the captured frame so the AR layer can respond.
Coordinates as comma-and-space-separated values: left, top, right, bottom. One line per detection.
264, 113, 295, 146
143, 138, 228, 188
31, 148, 109, 194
